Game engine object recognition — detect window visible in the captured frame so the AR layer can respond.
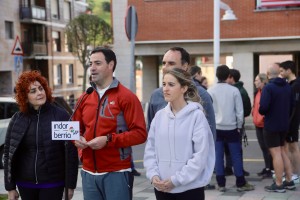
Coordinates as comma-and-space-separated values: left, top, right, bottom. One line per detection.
54, 64, 62, 85
33, 25, 44, 42
51, 0, 59, 19
66, 64, 74, 84
5, 21, 14, 39
256, 0, 300, 10
64, 34, 72, 52
52, 31, 61, 52
64, 1, 71, 21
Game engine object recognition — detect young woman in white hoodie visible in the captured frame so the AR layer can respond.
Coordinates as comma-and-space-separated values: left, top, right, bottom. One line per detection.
144, 68, 215, 200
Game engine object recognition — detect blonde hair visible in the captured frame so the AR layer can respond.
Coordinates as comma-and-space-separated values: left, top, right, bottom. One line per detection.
164, 68, 202, 103
257, 73, 268, 85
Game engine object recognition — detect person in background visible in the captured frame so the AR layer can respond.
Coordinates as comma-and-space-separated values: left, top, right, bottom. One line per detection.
4, 70, 78, 200
208, 65, 254, 192
189, 66, 209, 90
144, 68, 215, 200
200, 76, 208, 90
259, 63, 295, 192
224, 69, 251, 176
253, 73, 273, 178
279, 60, 300, 184
73, 47, 147, 200
189, 66, 203, 86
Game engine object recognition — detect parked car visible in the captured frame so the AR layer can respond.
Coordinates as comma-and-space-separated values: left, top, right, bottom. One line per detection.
0, 97, 19, 169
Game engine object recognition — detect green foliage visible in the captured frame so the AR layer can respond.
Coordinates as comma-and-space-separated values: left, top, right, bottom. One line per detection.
65, 13, 112, 91
87, 0, 95, 12
0, 194, 7, 200
88, 0, 111, 25
102, 2, 110, 12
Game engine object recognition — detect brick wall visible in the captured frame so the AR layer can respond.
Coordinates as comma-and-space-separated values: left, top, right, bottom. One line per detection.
128, 0, 300, 41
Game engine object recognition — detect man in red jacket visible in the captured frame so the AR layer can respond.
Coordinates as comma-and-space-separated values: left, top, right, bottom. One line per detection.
73, 47, 147, 200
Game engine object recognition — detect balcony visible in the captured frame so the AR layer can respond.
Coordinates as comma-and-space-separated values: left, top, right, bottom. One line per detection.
20, 6, 46, 21
22, 42, 47, 56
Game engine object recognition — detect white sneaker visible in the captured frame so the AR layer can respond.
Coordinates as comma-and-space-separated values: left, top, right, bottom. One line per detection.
272, 171, 286, 182
292, 174, 299, 184
272, 172, 299, 184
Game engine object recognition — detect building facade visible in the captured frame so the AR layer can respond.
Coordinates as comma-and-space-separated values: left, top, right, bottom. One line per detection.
0, 2, 21, 96
1, 0, 88, 106
112, 0, 300, 103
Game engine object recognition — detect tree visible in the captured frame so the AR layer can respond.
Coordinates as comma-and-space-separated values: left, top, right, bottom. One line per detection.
102, 2, 110, 12
87, 0, 95, 13
65, 14, 112, 91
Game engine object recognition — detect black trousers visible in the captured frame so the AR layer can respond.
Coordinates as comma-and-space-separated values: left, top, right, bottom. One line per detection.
18, 186, 64, 200
154, 187, 204, 200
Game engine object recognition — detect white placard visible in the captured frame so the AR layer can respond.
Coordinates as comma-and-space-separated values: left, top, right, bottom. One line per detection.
51, 121, 80, 140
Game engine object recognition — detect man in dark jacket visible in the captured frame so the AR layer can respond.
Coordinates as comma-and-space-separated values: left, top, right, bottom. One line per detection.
259, 63, 295, 192
228, 69, 251, 117
224, 69, 251, 176
147, 47, 216, 140
279, 60, 300, 183
147, 47, 216, 190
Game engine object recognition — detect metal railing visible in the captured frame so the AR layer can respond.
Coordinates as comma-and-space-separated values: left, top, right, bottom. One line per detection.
22, 42, 47, 56
20, 6, 46, 21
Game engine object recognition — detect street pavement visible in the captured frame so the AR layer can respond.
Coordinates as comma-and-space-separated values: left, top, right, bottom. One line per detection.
1, 128, 300, 199
1, 168, 299, 200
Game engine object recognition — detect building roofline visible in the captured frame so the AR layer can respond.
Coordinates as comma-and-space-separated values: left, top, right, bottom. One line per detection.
135, 36, 300, 44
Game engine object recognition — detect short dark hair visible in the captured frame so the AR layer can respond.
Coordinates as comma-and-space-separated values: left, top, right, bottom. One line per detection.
216, 65, 230, 81
189, 66, 201, 76
90, 47, 117, 72
168, 47, 190, 65
279, 60, 296, 75
229, 69, 241, 82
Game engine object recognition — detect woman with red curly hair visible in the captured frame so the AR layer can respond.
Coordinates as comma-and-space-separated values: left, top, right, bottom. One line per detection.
4, 71, 78, 200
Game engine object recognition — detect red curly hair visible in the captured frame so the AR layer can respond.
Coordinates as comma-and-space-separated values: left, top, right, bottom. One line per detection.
15, 70, 53, 113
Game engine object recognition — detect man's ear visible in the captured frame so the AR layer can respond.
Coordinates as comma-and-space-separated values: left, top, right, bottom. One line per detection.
108, 61, 114, 70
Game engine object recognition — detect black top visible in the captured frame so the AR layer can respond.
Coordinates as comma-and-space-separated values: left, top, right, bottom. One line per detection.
4, 102, 78, 190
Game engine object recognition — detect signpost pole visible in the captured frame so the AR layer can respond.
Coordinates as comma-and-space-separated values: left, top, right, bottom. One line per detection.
125, 6, 138, 93
11, 36, 24, 77
130, 6, 137, 93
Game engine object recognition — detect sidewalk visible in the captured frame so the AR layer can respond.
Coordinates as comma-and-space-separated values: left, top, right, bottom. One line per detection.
1, 168, 300, 200
72, 168, 300, 200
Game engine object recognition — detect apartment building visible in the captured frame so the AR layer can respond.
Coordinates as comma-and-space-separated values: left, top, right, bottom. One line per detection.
0, 2, 21, 96
0, 0, 88, 106
112, 0, 300, 103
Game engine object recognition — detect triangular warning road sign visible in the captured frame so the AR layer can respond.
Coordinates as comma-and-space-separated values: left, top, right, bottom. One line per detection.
11, 36, 24, 56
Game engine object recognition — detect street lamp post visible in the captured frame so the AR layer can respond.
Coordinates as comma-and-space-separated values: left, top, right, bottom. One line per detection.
213, 0, 237, 82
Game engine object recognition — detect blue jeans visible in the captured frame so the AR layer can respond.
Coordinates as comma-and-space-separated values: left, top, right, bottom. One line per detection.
81, 170, 133, 200
215, 129, 246, 187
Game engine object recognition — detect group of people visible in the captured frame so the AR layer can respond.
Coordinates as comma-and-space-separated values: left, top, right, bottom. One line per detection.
254, 61, 300, 192
3, 45, 300, 200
